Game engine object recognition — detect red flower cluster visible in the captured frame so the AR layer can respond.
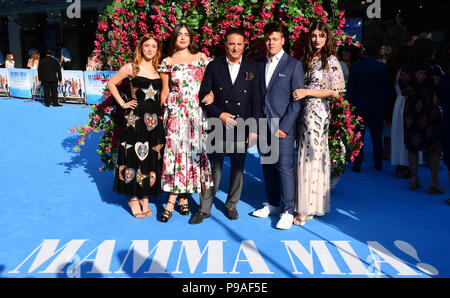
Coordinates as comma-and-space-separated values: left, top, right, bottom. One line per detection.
328, 95, 364, 176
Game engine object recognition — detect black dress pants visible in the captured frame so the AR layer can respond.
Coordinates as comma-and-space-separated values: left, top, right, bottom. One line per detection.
354, 111, 384, 169
43, 81, 59, 106
199, 141, 247, 214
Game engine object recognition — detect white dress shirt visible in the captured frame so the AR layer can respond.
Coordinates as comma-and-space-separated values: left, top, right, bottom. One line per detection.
265, 49, 284, 88
226, 56, 242, 85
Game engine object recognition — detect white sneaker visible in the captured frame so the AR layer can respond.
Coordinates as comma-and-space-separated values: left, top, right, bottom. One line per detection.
252, 202, 281, 218
276, 212, 294, 230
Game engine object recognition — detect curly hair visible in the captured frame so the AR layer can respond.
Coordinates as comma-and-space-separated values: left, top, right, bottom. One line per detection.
303, 21, 336, 73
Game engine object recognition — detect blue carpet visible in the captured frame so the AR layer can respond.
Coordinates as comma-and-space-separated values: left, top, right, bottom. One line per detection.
0, 97, 448, 278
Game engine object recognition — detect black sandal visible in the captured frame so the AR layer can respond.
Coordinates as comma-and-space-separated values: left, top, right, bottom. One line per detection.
395, 166, 411, 179
159, 201, 175, 223
178, 195, 190, 215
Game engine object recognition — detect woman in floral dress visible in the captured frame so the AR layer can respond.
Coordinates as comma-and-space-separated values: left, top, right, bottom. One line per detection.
158, 24, 213, 222
292, 22, 346, 226
399, 38, 443, 194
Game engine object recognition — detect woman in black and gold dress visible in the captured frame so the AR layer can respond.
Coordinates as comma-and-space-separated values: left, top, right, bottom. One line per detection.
108, 34, 165, 218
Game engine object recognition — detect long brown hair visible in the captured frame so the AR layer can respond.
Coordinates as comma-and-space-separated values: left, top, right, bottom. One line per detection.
303, 22, 336, 72
166, 24, 199, 57
31, 52, 40, 62
132, 33, 162, 76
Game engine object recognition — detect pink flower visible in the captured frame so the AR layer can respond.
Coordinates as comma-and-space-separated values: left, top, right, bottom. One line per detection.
191, 67, 204, 81
97, 21, 108, 32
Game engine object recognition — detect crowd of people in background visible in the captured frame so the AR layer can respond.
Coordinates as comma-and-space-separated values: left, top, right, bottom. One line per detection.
0, 44, 118, 72
0, 43, 74, 70
340, 32, 449, 203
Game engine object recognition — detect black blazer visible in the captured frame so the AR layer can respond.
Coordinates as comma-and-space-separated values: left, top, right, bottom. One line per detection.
200, 56, 261, 140
38, 55, 62, 83
346, 56, 389, 116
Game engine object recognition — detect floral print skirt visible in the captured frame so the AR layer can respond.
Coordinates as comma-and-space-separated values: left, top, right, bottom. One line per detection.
161, 105, 213, 193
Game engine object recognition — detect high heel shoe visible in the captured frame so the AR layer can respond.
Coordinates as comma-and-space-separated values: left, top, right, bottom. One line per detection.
159, 201, 175, 223
139, 198, 152, 217
395, 166, 411, 179
410, 182, 422, 191
293, 215, 307, 226
428, 185, 445, 195
178, 195, 190, 215
128, 199, 146, 219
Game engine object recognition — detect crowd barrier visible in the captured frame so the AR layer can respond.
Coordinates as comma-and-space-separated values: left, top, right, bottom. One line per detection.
0, 68, 116, 105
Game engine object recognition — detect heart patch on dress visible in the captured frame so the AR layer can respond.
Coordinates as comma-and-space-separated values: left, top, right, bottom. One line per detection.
125, 168, 135, 184
135, 142, 149, 161
144, 113, 158, 132
149, 171, 156, 187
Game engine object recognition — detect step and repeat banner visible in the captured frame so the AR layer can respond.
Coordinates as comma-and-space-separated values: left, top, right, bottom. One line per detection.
0, 68, 116, 105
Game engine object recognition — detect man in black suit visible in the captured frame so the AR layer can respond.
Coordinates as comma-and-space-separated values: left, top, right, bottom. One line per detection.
38, 49, 62, 107
189, 28, 261, 224
347, 41, 389, 172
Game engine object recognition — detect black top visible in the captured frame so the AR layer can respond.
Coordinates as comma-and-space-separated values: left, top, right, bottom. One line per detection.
38, 55, 62, 82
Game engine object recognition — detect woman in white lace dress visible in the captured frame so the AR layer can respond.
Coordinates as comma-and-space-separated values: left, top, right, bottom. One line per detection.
292, 22, 346, 226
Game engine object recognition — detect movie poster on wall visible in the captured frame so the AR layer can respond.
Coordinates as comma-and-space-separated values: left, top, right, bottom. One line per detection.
59, 70, 85, 103
8, 69, 33, 99
0, 68, 10, 96
84, 71, 116, 104
30, 69, 44, 100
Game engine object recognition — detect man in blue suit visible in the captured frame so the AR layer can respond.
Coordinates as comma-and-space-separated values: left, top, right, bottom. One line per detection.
347, 41, 389, 172
252, 22, 304, 230
189, 28, 261, 224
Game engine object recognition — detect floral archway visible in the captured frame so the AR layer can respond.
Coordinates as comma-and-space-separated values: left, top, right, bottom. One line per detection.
72, 0, 363, 177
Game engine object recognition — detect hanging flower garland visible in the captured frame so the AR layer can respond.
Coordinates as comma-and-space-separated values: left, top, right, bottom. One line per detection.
71, 0, 363, 176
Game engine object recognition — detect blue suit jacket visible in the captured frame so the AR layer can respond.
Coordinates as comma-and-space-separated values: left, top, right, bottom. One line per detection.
200, 56, 261, 140
346, 56, 389, 116
259, 52, 304, 135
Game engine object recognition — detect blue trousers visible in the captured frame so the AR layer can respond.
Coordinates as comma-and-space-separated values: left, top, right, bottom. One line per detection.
259, 124, 296, 215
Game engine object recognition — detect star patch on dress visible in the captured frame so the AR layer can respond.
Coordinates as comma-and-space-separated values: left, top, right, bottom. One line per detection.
144, 113, 158, 131
141, 84, 158, 101
120, 142, 133, 157
125, 110, 140, 128
152, 143, 164, 160
136, 168, 148, 188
